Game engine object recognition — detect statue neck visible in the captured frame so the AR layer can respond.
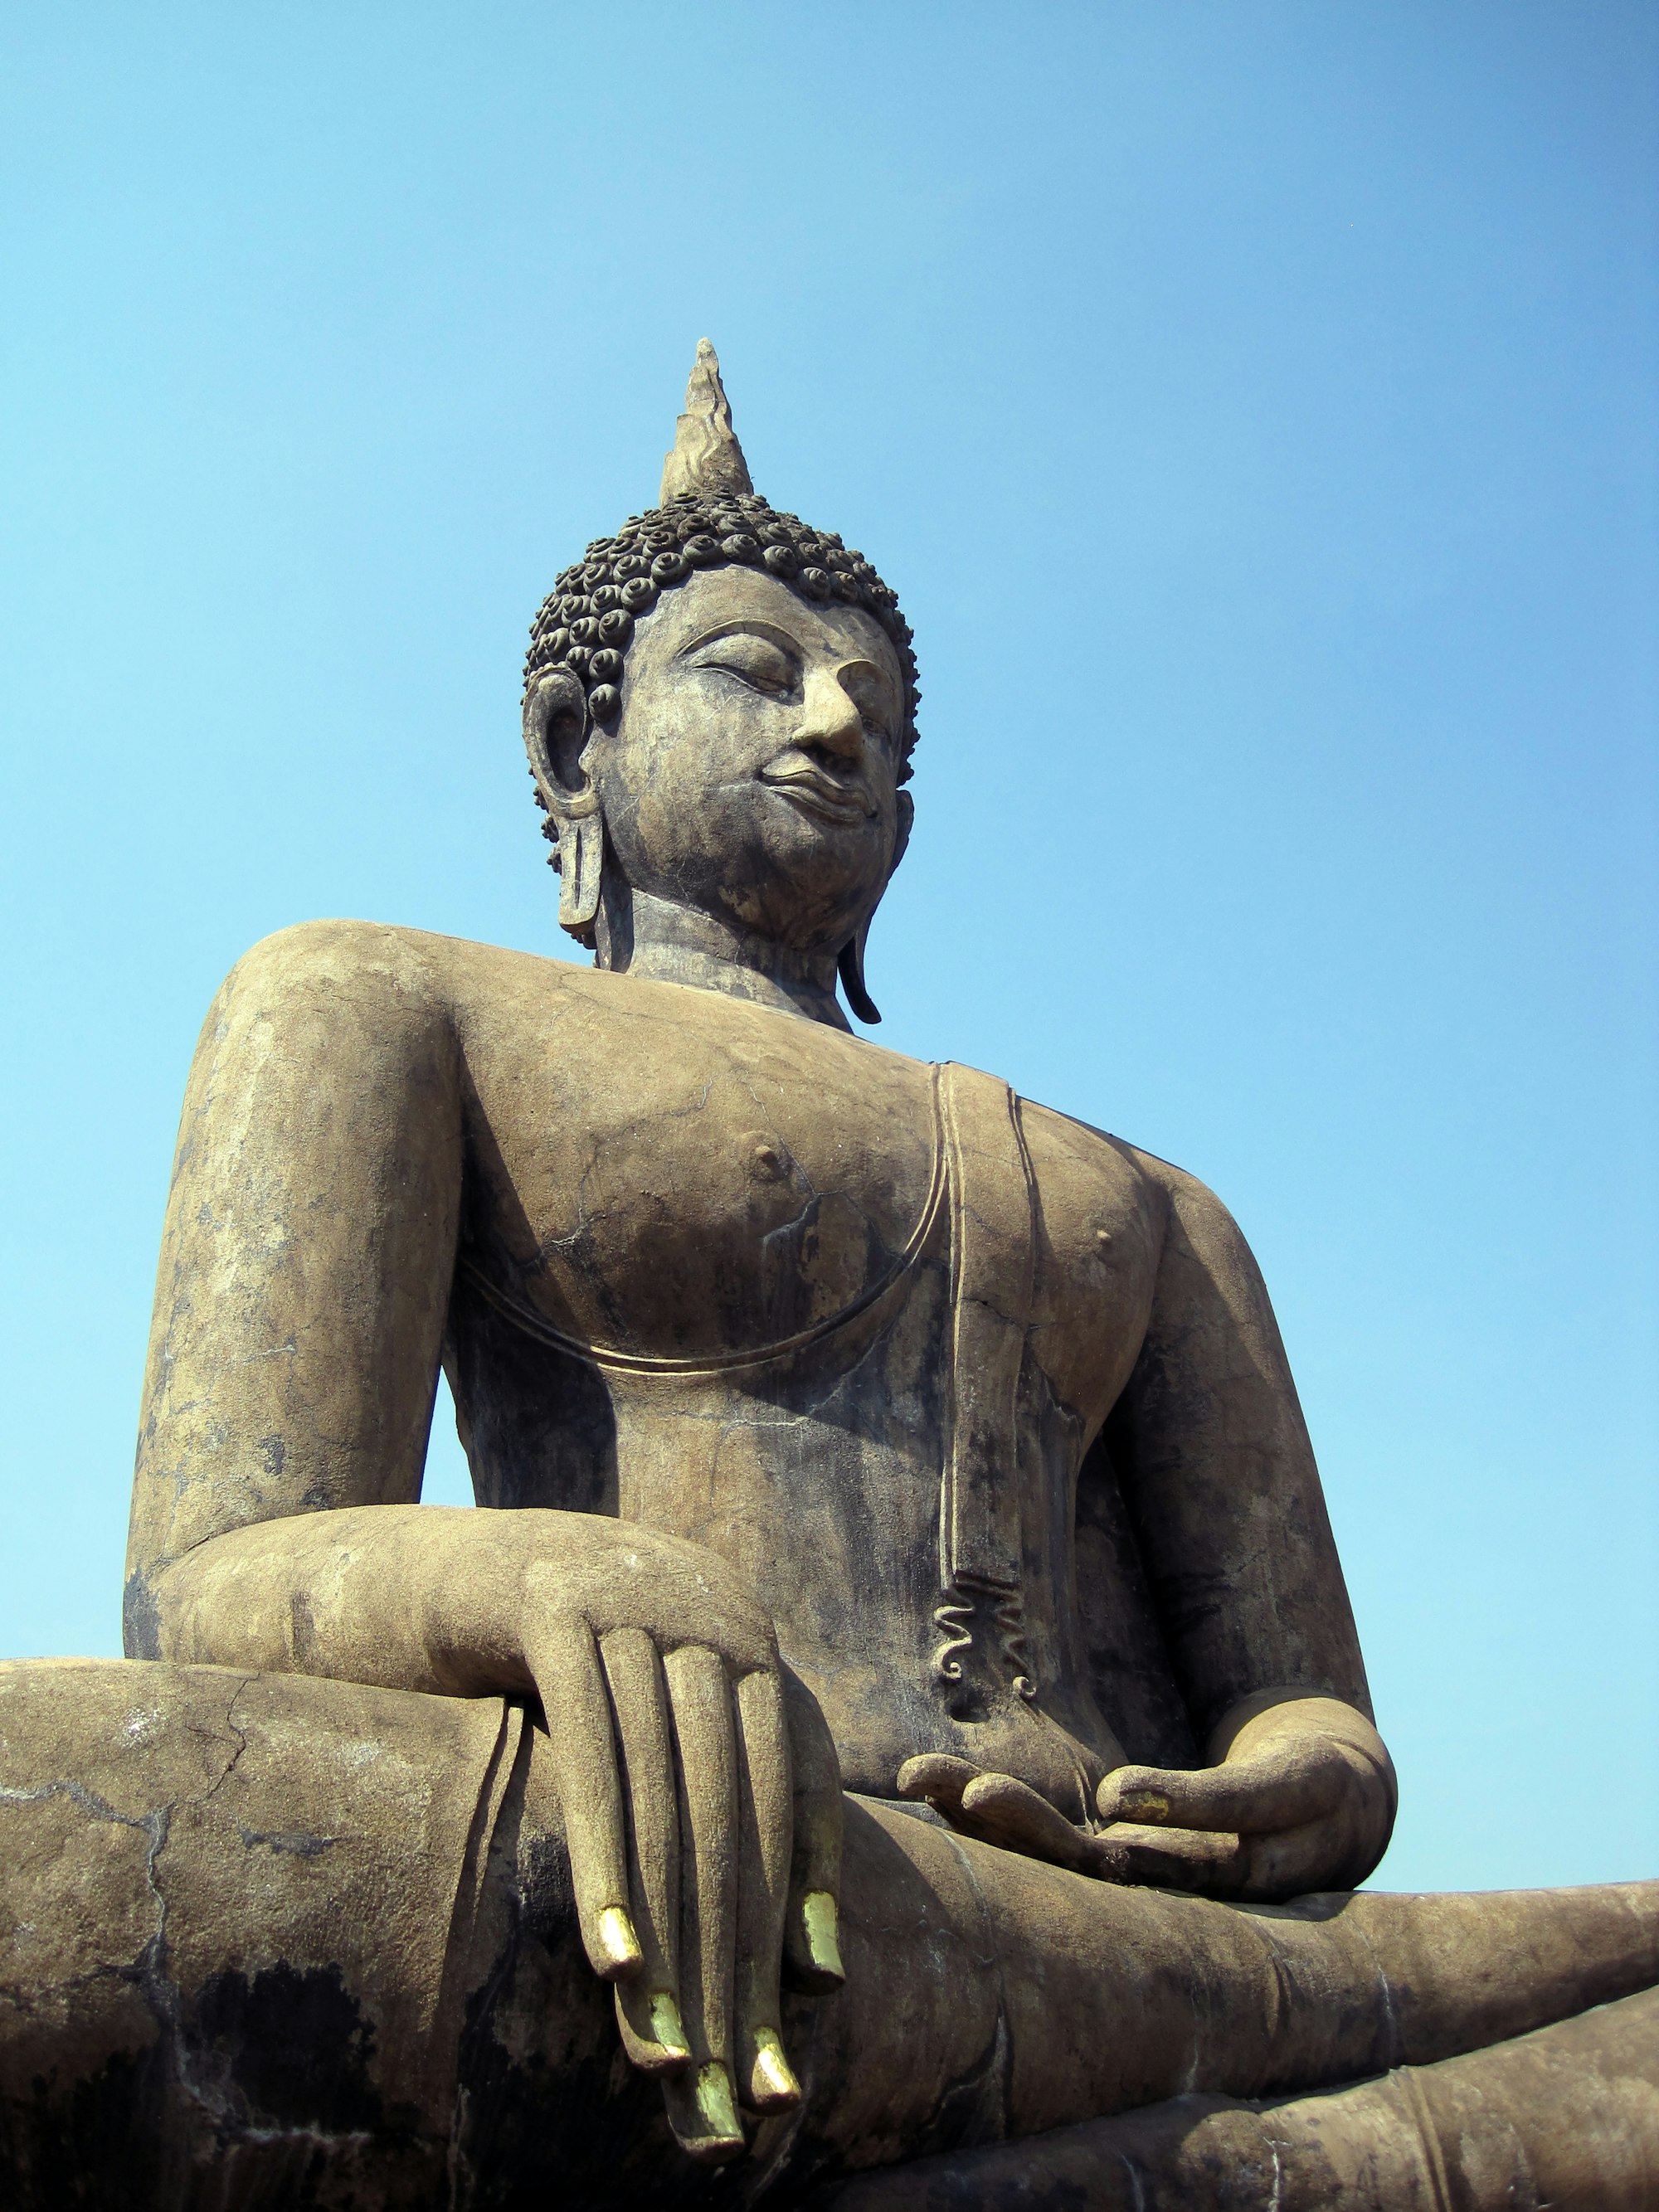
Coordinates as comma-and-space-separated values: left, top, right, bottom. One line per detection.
593, 884, 851, 1032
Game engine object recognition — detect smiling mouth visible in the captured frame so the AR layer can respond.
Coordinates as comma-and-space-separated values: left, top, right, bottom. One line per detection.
758, 763, 876, 826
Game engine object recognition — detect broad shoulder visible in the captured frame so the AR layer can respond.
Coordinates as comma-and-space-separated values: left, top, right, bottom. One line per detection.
1019, 1095, 1258, 1271
216, 917, 595, 1031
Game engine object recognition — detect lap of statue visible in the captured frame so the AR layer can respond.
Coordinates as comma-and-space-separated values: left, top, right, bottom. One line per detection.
4, 1658, 1655, 2210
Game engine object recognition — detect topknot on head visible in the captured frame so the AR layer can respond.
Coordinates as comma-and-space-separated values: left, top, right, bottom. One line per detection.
660, 339, 753, 504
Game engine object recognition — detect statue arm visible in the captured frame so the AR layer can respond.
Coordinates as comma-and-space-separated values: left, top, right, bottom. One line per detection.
121, 921, 840, 2152
124, 918, 465, 1638
1104, 1156, 1370, 1730
1089, 1156, 1398, 1894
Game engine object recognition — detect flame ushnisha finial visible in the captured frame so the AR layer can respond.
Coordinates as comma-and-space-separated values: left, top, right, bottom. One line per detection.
659, 339, 755, 504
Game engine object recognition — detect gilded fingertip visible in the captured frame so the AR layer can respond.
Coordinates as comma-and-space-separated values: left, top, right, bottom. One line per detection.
749, 2025, 801, 2107
694, 2061, 744, 2145
596, 1903, 643, 1975
649, 1991, 691, 2062
802, 1889, 844, 1981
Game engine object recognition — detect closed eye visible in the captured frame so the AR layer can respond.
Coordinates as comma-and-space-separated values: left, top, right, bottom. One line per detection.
688, 637, 799, 698
714, 664, 793, 700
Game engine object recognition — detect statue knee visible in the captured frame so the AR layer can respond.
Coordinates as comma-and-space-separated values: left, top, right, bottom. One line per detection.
0, 1660, 625, 2205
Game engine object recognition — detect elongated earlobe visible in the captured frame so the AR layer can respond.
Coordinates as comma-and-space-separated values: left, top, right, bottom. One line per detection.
523, 667, 606, 947
839, 792, 913, 1025
838, 931, 881, 1024
555, 795, 604, 936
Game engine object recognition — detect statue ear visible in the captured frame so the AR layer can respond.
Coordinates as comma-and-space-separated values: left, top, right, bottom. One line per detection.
839, 790, 915, 1025
891, 789, 915, 877
523, 668, 604, 942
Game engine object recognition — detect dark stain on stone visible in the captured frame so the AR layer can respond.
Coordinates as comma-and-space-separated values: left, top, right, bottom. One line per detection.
236, 1826, 338, 1858
1, 2043, 168, 2211
193, 1961, 384, 2136
121, 1569, 162, 1661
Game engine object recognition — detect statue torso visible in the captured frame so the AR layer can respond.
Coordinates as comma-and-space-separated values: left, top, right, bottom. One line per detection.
440, 951, 1181, 1811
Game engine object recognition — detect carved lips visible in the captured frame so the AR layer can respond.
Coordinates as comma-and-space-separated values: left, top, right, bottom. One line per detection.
757, 753, 877, 828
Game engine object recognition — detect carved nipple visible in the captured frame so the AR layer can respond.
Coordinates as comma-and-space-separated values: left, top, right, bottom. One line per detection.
660, 339, 755, 503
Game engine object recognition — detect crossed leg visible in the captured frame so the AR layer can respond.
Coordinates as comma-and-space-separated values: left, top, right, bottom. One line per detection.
2, 1658, 1654, 2210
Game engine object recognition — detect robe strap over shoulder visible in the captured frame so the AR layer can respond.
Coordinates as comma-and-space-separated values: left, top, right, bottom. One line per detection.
934, 1062, 1041, 1704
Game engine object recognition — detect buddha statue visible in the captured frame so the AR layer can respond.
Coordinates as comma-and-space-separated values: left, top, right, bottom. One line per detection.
2, 345, 1654, 2210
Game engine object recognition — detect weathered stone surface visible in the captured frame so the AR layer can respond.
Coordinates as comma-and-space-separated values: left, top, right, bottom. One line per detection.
1, 345, 1652, 2204
815, 1990, 1659, 2210
5, 1660, 1655, 2206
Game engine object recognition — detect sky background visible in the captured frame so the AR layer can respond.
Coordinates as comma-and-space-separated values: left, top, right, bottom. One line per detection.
2, 4, 1655, 1893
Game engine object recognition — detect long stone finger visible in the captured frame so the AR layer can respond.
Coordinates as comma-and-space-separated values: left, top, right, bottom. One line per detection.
600, 1626, 691, 2074
958, 1771, 1105, 1874
784, 1667, 846, 1991
895, 1752, 980, 1821
1096, 1747, 1345, 1835
659, 1642, 744, 2163
732, 1668, 800, 2112
525, 1617, 641, 1983
1098, 1819, 1249, 1892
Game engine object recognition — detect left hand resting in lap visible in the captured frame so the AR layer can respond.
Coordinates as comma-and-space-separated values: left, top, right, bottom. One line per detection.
897, 1690, 1396, 1901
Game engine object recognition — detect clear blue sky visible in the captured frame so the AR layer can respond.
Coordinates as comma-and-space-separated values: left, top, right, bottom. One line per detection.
2, 5, 1654, 1892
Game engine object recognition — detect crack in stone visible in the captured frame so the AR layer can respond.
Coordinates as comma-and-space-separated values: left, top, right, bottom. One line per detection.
0, 1775, 145, 1827
35, 1674, 266, 2131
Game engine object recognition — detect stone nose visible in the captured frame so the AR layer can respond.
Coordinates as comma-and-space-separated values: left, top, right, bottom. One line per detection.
794, 664, 867, 763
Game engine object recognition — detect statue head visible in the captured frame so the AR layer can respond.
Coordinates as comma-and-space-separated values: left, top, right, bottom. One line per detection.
522, 343, 919, 1023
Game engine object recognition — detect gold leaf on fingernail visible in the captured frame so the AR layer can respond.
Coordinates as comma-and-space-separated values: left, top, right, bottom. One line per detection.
1123, 1791, 1172, 1821
751, 2025, 801, 2104
694, 2061, 743, 2142
649, 1991, 691, 2060
802, 1890, 844, 1980
596, 1904, 642, 1973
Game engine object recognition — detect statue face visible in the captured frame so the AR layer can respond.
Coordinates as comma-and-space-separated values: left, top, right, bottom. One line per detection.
586, 566, 911, 951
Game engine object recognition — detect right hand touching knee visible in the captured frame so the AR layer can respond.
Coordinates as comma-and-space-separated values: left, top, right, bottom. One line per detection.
438, 1512, 845, 2162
